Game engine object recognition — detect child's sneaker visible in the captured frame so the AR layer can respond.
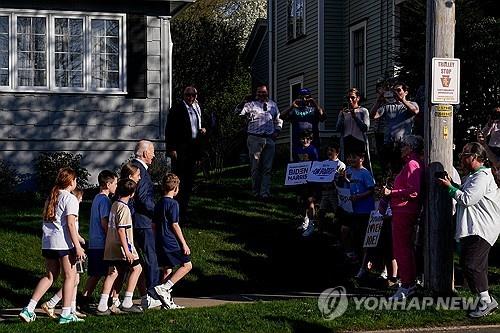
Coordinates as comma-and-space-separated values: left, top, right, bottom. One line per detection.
59, 313, 84, 324
153, 285, 172, 308
73, 309, 87, 318
120, 304, 144, 313
40, 302, 57, 319
19, 307, 36, 323
302, 220, 315, 237
298, 216, 309, 231
167, 299, 185, 309
141, 295, 162, 310
389, 285, 416, 301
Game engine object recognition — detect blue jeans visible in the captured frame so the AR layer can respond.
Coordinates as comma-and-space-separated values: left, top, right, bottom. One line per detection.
247, 135, 275, 197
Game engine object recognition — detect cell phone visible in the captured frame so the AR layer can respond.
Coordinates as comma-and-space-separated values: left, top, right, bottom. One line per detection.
434, 171, 448, 179
76, 260, 84, 273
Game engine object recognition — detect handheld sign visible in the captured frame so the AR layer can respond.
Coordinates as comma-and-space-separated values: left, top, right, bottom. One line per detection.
307, 161, 338, 183
363, 210, 384, 248
337, 186, 353, 213
285, 161, 311, 186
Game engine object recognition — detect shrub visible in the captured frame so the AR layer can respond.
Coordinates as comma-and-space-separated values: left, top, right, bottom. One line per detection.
34, 152, 91, 195
0, 160, 21, 195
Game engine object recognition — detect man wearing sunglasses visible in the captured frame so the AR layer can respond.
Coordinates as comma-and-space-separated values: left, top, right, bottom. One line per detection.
370, 82, 419, 173
166, 86, 207, 222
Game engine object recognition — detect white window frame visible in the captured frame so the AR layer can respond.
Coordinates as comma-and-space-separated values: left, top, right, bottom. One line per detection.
0, 9, 127, 94
349, 21, 367, 98
287, 0, 306, 41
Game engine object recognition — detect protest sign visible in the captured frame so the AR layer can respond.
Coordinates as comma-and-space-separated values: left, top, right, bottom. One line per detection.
337, 186, 353, 213
307, 161, 338, 183
285, 161, 311, 186
363, 210, 384, 248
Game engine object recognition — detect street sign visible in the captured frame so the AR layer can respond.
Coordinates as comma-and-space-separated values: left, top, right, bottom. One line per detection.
431, 58, 460, 104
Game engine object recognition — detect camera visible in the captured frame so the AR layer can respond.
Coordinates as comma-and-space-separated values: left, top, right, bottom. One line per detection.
434, 171, 448, 179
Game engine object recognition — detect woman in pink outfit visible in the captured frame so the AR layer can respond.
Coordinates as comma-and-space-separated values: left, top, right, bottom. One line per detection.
382, 135, 424, 301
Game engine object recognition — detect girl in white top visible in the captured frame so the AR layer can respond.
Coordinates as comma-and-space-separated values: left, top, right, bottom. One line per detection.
19, 167, 86, 324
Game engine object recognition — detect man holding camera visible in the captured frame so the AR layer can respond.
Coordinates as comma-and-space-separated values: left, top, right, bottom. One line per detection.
281, 88, 326, 153
370, 82, 419, 172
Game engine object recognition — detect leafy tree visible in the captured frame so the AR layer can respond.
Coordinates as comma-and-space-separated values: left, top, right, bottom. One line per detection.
170, 0, 266, 175
396, 0, 499, 148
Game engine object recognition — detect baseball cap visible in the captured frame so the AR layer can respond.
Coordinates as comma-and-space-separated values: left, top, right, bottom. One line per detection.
298, 88, 311, 96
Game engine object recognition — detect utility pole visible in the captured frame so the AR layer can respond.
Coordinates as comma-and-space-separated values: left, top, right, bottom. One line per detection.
423, 0, 456, 294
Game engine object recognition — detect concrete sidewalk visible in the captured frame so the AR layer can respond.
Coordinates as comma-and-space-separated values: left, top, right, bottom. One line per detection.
0, 292, 321, 321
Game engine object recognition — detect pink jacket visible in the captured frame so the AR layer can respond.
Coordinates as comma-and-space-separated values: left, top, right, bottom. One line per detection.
390, 153, 424, 214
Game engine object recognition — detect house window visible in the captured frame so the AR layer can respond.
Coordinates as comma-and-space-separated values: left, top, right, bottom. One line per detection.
0, 10, 126, 93
287, 0, 305, 41
350, 22, 366, 97
0, 16, 9, 86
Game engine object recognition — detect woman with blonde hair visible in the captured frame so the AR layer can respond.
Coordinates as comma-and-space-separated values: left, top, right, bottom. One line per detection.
19, 167, 86, 324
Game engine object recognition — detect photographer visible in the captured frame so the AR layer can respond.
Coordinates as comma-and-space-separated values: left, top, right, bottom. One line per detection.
336, 88, 371, 168
370, 82, 419, 173
281, 88, 326, 152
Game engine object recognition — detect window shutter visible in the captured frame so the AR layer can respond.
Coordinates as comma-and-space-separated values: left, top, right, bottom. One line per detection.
126, 14, 147, 98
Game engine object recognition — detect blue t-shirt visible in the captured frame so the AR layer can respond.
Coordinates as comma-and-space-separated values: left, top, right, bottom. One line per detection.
346, 167, 375, 214
289, 106, 321, 149
89, 193, 111, 249
153, 197, 180, 253
293, 144, 319, 162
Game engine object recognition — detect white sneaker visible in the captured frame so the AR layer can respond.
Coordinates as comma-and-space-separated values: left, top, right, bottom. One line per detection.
153, 285, 172, 308
302, 220, 315, 237
141, 295, 162, 310
298, 216, 309, 231
389, 285, 416, 301
166, 299, 185, 310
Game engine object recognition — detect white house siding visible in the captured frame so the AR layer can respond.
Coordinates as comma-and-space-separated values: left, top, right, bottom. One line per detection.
274, 0, 320, 142
0, 15, 169, 187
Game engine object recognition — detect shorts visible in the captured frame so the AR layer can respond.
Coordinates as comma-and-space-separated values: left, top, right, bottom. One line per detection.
42, 248, 75, 259
157, 250, 191, 268
105, 259, 141, 268
87, 248, 107, 277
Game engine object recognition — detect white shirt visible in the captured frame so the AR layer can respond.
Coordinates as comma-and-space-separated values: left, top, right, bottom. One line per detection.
184, 100, 202, 139
42, 190, 80, 250
453, 167, 500, 246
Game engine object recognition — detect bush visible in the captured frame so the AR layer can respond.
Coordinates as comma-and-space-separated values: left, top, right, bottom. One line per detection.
0, 160, 21, 195
34, 152, 91, 195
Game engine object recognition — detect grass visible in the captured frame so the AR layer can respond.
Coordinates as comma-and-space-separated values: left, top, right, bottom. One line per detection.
1, 164, 500, 332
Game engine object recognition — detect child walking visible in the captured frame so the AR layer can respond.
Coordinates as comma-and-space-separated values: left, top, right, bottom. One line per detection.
97, 179, 143, 314
41, 188, 87, 320
152, 173, 192, 309
19, 167, 85, 324
80, 170, 118, 311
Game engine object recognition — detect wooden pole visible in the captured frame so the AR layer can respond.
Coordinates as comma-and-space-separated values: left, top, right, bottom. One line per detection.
423, 0, 456, 294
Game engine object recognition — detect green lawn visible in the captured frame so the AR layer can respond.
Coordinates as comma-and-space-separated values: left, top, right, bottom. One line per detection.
0, 165, 499, 332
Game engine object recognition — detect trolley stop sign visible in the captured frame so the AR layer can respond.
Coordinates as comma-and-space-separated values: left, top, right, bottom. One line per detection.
431, 57, 460, 104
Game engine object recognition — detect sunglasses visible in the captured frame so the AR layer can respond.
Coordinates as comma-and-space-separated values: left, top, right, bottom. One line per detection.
262, 103, 267, 111
394, 88, 403, 92
184, 93, 197, 97
348, 96, 357, 100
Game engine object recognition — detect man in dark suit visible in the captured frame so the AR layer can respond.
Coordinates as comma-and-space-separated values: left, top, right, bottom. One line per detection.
166, 86, 206, 222
131, 140, 163, 309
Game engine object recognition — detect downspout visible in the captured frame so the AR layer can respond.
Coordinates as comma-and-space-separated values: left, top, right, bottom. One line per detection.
318, 0, 324, 131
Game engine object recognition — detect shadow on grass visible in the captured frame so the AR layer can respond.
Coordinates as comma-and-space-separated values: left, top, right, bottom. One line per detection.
0, 262, 42, 309
263, 316, 335, 333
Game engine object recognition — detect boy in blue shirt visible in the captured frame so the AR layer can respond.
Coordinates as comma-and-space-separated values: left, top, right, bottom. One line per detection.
337, 152, 375, 264
80, 170, 118, 310
152, 173, 192, 309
